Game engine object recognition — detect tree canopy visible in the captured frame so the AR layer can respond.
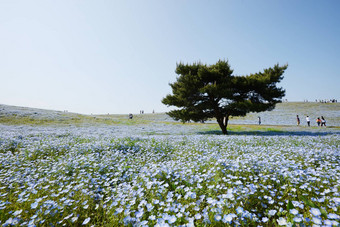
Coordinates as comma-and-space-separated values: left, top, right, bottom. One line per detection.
162, 60, 288, 134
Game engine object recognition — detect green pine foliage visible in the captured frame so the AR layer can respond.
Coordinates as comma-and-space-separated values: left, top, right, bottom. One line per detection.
162, 60, 288, 134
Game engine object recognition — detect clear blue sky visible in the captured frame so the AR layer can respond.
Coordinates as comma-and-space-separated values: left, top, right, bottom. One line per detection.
1, 0, 339, 114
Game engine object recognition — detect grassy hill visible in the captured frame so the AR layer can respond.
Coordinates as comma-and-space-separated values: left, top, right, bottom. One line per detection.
229, 102, 340, 127
1, 102, 339, 126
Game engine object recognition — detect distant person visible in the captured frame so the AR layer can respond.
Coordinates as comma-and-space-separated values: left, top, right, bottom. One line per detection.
321, 116, 326, 127
296, 115, 300, 126
258, 116, 261, 125
316, 117, 321, 126
306, 116, 310, 127
128, 113, 133, 119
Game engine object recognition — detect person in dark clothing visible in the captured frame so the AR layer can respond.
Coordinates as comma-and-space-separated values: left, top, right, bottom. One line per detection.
321, 116, 326, 127
296, 115, 300, 126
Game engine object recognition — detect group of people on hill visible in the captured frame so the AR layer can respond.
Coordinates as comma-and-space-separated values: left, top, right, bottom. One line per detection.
315, 99, 337, 103
303, 99, 337, 103
316, 116, 327, 127
296, 115, 326, 127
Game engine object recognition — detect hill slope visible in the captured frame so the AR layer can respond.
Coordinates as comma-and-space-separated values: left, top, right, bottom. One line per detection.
229, 102, 340, 126
0, 102, 339, 126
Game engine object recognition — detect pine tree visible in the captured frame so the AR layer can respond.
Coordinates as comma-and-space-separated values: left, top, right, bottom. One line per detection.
162, 60, 287, 134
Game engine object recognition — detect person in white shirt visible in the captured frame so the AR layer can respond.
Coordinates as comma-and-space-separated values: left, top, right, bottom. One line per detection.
306, 116, 310, 127
321, 116, 326, 127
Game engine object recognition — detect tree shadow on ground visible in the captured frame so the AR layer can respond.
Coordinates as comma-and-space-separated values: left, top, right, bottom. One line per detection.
198, 130, 340, 136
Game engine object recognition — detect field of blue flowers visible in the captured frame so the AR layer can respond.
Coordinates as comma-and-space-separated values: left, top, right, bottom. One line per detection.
1, 123, 339, 226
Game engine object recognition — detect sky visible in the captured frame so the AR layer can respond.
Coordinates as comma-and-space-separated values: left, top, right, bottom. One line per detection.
1, 0, 339, 114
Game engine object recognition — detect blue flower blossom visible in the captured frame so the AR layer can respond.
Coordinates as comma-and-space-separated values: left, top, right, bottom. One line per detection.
310, 208, 321, 216
82, 217, 90, 225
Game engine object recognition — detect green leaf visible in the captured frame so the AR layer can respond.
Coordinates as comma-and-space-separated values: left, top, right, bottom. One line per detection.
300, 195, 317, 208
320, 207, 328, 219
287, 200, 294, 210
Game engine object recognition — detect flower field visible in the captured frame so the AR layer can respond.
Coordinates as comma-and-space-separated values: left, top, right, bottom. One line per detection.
1, 124, 339, 226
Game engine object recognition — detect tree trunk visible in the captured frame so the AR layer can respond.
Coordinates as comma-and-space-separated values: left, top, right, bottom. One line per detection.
217, 116, 229, 135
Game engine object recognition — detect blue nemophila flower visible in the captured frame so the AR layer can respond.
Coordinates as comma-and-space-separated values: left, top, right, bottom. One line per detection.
215, 214, 222, 221
328, 213, 340, 219
82, 217, 91, 225
123, 215, 132, 225
292, 201, 304, 209
155, 218, 166, 227
331, 221, 339, 226
3, 217, 19, 226
168, 215, 177, 224
124, 208, 130, 215
236, 206, 244, 214
194, 213, 202, 220
115, 207, 124, 214
293, 216, 302, 223
149, 215, 156, 220
31, 201, 38, 209
223, 213, 236, 223
140, 220, 148, 226
290, 208, 299, 215
277, 217, 287, 226
71, 216, 78, 223
261, 217, 269, 223
312, 216, 322, 225
333, 197, 340, 205
146, 203, 154, 212
135, 210, 144, 218
13, 209, 23, 216
310, 207, 321, 216
64, 214, 73, 220
27, 219, 35, 227
324, 219, 333, 226
268, 209, 277, 216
